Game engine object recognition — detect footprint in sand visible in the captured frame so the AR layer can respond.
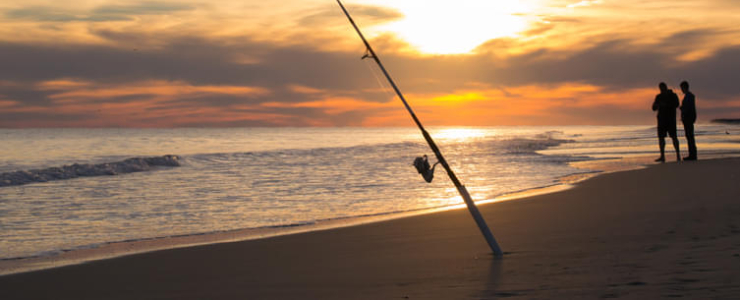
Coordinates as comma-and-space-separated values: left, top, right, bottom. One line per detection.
673, 278, 700, 283
494, 291, 521, 297
600, 293, 619, 298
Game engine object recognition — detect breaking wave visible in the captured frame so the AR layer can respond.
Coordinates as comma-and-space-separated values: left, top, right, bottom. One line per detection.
0, 155, 181, 187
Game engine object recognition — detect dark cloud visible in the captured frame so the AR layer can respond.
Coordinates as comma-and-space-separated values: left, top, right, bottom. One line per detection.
1, 28, 739, 127
155, 94, 268, 110
697, 106, 740, 121
173, 118, 285, 128
0, 84, 54, 106
675, 46, 740, 99
0, 36, 378, 91
664, 29, 716, 41
550, 105, 655, 125
488, 39, 666, 87
5, 7, 132, 22
4, 2, 194, 23
0, 111, 93, 127
471, 33, 740, 101
92, 2, 195, 16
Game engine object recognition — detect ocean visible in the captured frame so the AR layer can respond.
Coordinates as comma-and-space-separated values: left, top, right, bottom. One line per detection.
1, 125, 739, 272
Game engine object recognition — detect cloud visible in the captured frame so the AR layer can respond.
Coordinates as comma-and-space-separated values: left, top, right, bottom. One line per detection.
92, 2, 195, 16
5, 2, 195, 23
0, 79, 279, 127
5, 7, 132, 22
1, 19, 740, 127
298, 4, 402, 26
567, 0, 604, 8
0, 35, 381, 90
470, 32, 740, 102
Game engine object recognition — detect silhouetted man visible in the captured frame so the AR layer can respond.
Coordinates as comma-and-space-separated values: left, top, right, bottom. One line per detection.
652, 82, 680, 162
680, 81, 697, 160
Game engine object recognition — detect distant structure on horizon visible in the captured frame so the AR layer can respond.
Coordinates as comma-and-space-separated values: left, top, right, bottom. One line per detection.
711, 118, 740, 125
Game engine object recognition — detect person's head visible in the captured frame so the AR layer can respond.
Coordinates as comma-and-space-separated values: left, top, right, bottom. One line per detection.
680, 81, 690, 93
659, 82, 668, 92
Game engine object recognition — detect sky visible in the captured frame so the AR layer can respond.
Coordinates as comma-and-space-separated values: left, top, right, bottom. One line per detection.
1, 0, 739, 127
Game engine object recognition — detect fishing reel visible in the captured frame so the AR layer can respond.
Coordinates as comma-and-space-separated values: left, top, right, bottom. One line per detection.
413, 155, 440, 183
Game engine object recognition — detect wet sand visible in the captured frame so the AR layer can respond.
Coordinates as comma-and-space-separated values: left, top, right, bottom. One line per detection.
2, 158, 740, 299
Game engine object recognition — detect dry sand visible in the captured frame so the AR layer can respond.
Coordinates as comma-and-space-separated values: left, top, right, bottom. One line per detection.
2, 158, 740, 299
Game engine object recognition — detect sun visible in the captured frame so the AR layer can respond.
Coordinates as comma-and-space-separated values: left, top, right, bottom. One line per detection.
365, 0, 535, 55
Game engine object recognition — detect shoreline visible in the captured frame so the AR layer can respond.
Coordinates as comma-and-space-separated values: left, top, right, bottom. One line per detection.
0, 153, 710, 276
0, 155, 615, 276
2, 157, 739, 298
3, 151, 737, 277
0, 172, 589, 276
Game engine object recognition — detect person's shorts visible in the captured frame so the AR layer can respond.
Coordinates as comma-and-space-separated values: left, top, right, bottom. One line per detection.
657, 119, 677, 138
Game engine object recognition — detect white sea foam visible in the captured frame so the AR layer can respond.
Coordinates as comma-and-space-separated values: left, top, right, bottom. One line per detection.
0, 155, 180, 187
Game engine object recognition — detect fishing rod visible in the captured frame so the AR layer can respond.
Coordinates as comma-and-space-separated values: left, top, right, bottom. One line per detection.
336, 0, 503, 256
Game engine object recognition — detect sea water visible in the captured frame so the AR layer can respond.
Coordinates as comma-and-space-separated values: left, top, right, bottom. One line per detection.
1, 125, 739, 268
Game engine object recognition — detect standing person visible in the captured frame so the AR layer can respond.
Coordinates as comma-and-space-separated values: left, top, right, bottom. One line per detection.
680, 81, 698, 160
652, 82, 681, 162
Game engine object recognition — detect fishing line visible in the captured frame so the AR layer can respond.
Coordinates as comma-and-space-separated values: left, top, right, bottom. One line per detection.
363, 58, 397, 101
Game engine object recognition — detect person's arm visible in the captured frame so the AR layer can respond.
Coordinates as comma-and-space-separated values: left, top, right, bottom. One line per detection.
672, 94, 680, 109
688, 94, 697, 122
652, 95, 659, 112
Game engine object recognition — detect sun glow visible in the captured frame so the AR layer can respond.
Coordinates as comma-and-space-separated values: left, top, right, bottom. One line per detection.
434, 128, 487, 140
367, 0, 535, 55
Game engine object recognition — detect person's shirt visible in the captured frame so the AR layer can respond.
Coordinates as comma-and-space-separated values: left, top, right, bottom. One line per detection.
680, 92, 697, 123
652, 89, 679, 120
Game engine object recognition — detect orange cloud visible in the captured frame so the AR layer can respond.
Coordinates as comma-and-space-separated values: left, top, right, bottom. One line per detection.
0, 100, 19, 108
360, 84, 658, 126
0, 79, 724, 128
265, 97, 395, 115
48, 80, 269, 103
37, 79, 94, 90
287, 84, 326, 94
251, 83, 661, 127
1, 79, 276, 127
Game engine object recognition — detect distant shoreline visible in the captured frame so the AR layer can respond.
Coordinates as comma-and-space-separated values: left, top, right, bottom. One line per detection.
711, 118, 740, 124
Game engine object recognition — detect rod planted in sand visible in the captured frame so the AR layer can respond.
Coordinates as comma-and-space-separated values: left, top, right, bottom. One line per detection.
336, 0, 503, 257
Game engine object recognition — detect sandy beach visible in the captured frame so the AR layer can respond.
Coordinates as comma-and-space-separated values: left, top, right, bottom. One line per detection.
2, 157, 740, 299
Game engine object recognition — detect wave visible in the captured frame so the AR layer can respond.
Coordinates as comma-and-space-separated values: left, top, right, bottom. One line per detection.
501, 137, 573, 155
0, 155, 181, 187
186, 134, 574, 160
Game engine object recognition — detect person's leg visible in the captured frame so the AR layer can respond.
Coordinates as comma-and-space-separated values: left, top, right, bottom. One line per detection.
672, 136, 681, 161
684, 122, 697, 159
657, 126, 666, 162
657, 138, 666, 162
669, 129, 680, 161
